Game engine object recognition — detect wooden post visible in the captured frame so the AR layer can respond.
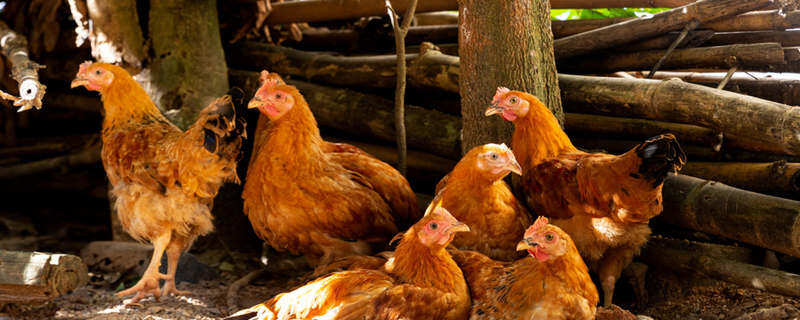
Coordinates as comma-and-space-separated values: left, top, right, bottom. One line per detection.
458, 0, 562, 153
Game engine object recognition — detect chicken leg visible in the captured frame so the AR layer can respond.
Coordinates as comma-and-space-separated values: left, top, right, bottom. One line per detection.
117, 232, 171, 304
596, 245, 636, 307
162, 235, 192, 297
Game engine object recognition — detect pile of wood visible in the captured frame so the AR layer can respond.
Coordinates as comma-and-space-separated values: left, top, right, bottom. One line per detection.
223, 0, 800, 298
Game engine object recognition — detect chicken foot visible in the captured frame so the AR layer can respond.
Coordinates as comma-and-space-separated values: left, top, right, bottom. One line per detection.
162, 235, 192, 297
116, 233, 171, 304
596, 245, 636, 307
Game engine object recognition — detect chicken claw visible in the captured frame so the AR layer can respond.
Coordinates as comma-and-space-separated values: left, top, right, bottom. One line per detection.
161, 279, 191, 297
117, 271, 169, 304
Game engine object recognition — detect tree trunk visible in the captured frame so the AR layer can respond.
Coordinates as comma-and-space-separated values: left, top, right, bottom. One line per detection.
458, 0, 562, 153
144, 0, 229, 129
82, 0, 146, 71
657, 174, 800, 258
554, 0, 775, 60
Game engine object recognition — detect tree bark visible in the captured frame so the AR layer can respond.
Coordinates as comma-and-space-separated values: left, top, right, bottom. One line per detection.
640, 71, 800, 106
681, 161, 800, 199
561, 43, 789, 73
81, 0, 146, 71
0, 250, 88, 304
640, 238, 800, 298
657, 174, 800, 258
458, 0, 562, 153
560, 74, 800, 156
554, 0, 776, 60
145, 0, 229, 129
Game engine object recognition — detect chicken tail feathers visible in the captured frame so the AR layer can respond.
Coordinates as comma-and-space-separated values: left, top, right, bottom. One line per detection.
634, 134, 686, 187
225, 303, 273, 320
197, 89, 248, 160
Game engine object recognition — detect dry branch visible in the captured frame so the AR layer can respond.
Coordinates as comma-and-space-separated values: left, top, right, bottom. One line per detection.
0, 250, 88, 304
0, 21, 45, 112
560, 74, 800, 156
554, 0, 775, 59
641, 237, 800, 297
681, 161, 800, 198
0, 147, 101, 180
562, 43, 788, 73
658, 174, 800, 258
385, 0, 418, 175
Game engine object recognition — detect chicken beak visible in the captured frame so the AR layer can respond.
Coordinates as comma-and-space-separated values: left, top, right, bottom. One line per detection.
485, 104, 503, 117
506, 153, 522, 176
247, 97, 263, 109
71, 78, 89, 89
448, 222, 470, 234
516, 238, 537, 251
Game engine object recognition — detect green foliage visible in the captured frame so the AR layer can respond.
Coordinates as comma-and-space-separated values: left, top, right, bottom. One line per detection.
551, 8, 671, 21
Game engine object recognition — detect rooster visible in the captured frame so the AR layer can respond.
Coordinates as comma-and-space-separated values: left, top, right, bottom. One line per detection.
451, 216, 598, 319
71, 62, 246, 303
435, 143, 530, 261
242, 70, 419, 266
486, 87, 686, 306
228, 203, 471, 320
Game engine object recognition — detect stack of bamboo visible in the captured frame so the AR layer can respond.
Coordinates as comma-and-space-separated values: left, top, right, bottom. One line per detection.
223, 0, 800, 298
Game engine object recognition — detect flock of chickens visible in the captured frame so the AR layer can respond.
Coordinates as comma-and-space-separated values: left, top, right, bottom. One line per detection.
70, 61, 686, 319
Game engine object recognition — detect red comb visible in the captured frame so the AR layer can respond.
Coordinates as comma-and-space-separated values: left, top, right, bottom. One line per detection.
492, 87, 511, 104
78, 61, 93, 74
526, 216, 549, 235
259, 70, 285, 89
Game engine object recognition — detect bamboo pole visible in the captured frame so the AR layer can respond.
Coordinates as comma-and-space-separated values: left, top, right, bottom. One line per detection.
554, 0, 776, 59
681, 161, 800, 198
658, 174, 800, 258
561, 43, 788, 73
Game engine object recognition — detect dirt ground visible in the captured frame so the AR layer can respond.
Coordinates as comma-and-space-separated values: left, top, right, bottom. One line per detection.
2, 265, 800, 320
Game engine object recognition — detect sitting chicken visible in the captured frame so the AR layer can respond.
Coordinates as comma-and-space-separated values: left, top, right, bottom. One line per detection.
435, 143, 531, 261
450, 216, 598, 320
486, 87, 685, 305
228, 203, 471, 320
242, 71, 419, 266
71, 62, 246, 303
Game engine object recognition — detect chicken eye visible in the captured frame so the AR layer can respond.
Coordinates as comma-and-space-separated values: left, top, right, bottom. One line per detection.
95, 70, 102, 75
545, 233, 554, 241
489, 153, 499, 160
275, 93, 283, 99
429, 222, 438, 230
509, 96, 518, 104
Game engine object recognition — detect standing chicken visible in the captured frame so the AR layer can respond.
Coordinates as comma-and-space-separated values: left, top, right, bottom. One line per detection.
434, 143, 530, 261
450, 216, 598, 320
71, 62, 246, 303
229, 204, 471, 320
486, 87, 686, 306
242, 70, 419, 266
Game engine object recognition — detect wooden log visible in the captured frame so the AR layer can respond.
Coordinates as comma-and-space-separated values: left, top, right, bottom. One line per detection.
414, 11, 458, 26
291, 25, 458, 53
571, 137, 800, 163
261, 0, 691, 25
559, 74, 800, 156
0, 250, 88, 304
553, 0, 776, 59
646, 236, 756, 264
621, 30, 715, 52
657, 174, 800, 258
561, 43, 788, 73
641, 238, 800, 297
681, 161, 800, 198
637, 71, 800, 106
565, 113, 723, 148
551, 10, 800, 38
229, 70, 462, 158
703, 30, 800, 47
0, 147, 101, 180
226, 42, 460, 92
